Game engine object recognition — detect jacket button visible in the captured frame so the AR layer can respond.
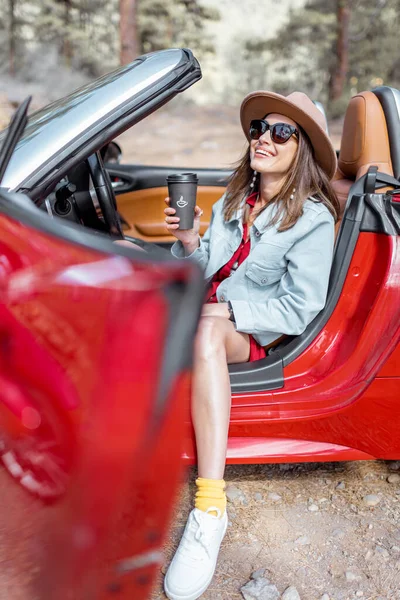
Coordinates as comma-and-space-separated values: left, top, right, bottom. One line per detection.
220, 295, 225, 301
261, 278, 267, 284
255, 231, 261, 237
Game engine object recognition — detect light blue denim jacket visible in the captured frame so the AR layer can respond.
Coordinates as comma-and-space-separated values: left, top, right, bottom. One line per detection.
171, 194, 335, 346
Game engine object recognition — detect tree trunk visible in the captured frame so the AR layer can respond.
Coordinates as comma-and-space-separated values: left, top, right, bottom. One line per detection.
9, 0, 16, 76
329, 0, 350, 102
63, 0, 73, 68
120, 0, 139, 65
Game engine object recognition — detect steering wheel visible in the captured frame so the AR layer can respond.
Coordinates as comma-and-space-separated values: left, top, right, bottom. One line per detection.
86, 152, 124, 238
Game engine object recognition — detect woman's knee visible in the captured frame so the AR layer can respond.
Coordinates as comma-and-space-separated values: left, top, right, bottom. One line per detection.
194, 316, 227, 361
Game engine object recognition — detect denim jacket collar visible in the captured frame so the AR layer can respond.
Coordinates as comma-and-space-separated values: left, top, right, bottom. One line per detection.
226, 198, 278, 234
226, 195, 319, 234
226, 207, 243, 224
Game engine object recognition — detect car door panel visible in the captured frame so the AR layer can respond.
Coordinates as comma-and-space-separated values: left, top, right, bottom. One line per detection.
116, 185, 224, 241
108, 164, 231, 243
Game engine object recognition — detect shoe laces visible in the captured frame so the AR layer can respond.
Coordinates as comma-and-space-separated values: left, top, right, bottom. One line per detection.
180, 507, 222, 561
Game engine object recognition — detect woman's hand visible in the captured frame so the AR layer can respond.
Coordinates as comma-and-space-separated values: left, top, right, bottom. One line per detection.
164, 197, 202, 254
201, 302, 230, 319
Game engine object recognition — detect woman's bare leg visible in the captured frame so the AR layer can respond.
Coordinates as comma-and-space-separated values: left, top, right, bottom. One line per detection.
192, 316, 251, 480
163, 316, 245, 599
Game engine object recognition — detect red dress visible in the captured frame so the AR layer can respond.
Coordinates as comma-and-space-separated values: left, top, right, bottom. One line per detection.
206, 192, 266, 362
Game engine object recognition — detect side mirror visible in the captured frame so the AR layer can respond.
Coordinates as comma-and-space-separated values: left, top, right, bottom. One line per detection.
102, 141, 122, 164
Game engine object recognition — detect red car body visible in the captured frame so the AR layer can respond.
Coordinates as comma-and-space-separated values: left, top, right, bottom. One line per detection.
185, 228, 400, 465
0, 199, 204, 599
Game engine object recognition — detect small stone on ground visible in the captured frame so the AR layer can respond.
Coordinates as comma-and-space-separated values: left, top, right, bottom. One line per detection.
281, 585, 301, 599
241, 577, 280, 600
363, 494, 381, 506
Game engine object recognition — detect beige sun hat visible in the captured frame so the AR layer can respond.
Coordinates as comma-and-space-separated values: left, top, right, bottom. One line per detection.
240, 91, 337, 179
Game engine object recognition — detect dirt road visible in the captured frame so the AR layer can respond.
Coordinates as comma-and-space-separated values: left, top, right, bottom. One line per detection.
116, 98, 342, 170
1, 459, 399, 600
153, 461, 400, 600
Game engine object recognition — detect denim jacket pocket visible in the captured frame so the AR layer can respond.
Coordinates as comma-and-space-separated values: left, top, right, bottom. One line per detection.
245, 263, 286, 286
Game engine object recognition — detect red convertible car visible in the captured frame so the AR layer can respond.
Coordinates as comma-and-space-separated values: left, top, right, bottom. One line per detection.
0, 48, 400, 598
99, 70, 400, 468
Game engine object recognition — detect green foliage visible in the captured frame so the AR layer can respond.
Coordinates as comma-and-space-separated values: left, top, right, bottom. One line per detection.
0, 0, 40, 72
268, 5, 337, 97
348, 1, 399, 88
138, 0, 220, 61
240, 0, 400, 115
0, 0, 219, 80
0, 0, 120, 77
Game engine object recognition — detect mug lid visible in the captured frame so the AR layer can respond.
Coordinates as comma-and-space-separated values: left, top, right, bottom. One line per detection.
166, 172, 198, 182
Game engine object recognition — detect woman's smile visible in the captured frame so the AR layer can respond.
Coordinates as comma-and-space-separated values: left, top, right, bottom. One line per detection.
254, 146, 276, 159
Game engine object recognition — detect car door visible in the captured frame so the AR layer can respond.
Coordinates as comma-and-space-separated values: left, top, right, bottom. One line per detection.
108, 163, 231, 244
0, 102, 205, 599
0, 186, 205, 599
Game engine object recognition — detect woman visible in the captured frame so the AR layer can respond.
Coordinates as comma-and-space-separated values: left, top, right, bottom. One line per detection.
163, 91, 339, 600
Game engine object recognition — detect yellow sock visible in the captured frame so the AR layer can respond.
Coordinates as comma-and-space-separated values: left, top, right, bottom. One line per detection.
195, 477, 226, 517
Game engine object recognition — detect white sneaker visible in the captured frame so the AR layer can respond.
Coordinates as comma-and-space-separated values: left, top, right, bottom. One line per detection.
164, 507, 228, 600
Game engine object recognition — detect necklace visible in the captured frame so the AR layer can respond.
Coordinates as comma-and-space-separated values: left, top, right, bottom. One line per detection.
247, 192, 260, 228
239, 193, 257, 244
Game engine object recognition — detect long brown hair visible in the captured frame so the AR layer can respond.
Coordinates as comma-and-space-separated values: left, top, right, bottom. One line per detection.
223, 127, 340, 231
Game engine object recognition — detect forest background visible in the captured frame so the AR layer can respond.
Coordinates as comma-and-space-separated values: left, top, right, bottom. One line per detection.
0, 0, 399, 111
0, 0, 399, 163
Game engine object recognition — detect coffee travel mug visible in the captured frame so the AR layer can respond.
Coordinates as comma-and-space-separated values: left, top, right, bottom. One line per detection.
167, 172, 198, 230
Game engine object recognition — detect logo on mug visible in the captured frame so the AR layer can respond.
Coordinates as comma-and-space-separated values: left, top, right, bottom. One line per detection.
177, 195, 188, 208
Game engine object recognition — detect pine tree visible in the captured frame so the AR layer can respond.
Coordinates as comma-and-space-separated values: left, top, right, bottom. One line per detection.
120, 0, 139, 64
0, 0, 219, 80
137, 0, 219, 62
329, 0, 350, 102
238, 0, 400, 115
0, 0, 35, 75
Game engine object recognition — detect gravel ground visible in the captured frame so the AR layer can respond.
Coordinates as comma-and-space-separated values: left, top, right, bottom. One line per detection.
152, 460, 400, 600
0, 459, 399, 600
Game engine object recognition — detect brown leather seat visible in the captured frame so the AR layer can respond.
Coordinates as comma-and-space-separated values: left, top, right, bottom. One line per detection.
332, 91, 394, 226
266, 92, 394, 355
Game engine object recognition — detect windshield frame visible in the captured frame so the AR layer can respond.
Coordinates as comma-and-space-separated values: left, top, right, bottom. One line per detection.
0, 48, 201, 202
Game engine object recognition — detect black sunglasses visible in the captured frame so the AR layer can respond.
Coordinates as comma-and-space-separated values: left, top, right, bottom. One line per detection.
249, 119, 298, 144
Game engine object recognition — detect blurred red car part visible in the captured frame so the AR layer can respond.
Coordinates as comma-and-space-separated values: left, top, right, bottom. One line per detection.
0, 204, 203, 598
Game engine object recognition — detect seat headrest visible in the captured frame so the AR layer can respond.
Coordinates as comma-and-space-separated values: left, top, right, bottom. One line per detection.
373, 86, 400, 180
338, 91, 393, 180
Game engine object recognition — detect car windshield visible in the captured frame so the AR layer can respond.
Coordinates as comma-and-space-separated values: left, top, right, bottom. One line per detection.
0, 49, 184, 191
